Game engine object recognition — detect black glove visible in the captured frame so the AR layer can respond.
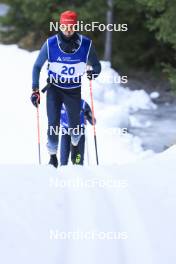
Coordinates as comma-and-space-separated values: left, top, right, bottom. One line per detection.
31, 90, 40, 107
87, 70, 94, 80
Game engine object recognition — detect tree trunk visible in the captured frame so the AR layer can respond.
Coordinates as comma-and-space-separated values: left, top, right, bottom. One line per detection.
104, 0, 113, 61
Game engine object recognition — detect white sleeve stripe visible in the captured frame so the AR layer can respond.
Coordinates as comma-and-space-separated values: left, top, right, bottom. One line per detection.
86, 40, 92, 63
47, 39, 50, 61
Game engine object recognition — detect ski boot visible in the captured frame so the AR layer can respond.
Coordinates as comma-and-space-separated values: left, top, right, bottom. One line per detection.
71, 145, 81, 165
49, 154, 58, 168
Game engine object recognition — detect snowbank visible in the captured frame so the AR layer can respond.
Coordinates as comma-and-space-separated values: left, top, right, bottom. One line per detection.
0, 145, 176, 264
82, 61, 156, 128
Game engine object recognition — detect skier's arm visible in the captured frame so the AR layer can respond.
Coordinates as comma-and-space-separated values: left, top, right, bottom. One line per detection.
32, 41, 48, 91
87, 43, 101, 79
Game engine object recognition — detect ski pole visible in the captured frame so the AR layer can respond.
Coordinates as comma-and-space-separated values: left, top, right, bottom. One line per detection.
89, 79, 99, 165
36, 105, 41, 165
85, 128, 90, 165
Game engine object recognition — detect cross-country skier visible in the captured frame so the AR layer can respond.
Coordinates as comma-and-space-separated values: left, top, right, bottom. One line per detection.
60, 99, 95, 165
31, 10, 101, 168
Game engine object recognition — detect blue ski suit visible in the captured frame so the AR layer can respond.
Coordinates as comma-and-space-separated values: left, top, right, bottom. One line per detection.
60, 99, 94, 165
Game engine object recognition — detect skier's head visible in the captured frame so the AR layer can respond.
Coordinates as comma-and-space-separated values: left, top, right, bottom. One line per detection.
60, 10, 78, 37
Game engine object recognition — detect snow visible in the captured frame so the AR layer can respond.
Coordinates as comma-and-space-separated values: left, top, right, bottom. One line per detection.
83, 61, 157, 113
150, 91, 160, 99
0, 4, 9, 16
129, 115, 152, 128
0, 146, 176, 263
1, 44, 174, 263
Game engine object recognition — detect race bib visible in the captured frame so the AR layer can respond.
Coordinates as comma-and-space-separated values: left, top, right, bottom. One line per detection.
48, 62, 86, 79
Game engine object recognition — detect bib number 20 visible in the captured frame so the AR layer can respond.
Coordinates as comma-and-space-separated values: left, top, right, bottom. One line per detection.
61, 66, 75, 75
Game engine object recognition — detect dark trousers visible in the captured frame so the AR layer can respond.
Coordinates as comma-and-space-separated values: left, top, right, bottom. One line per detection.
60, 133, 85, 165
46, 85, 81, 154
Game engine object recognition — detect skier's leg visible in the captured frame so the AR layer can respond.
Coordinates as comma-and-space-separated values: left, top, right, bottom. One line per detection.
60, 131, 71, 166
71, 133, 85, 165
46, 85, 62, 155
63, 87, 81, 146
71, 144, 79, 164
78, 134, 85, 165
